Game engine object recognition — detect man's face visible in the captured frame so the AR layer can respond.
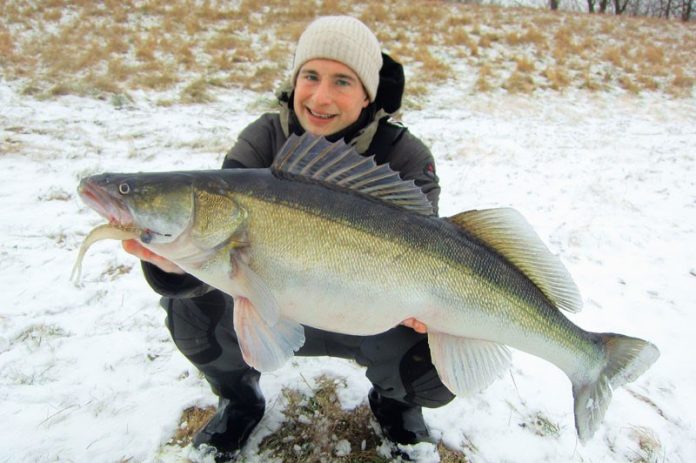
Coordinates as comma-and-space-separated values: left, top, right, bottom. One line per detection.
293, 59, 370, 137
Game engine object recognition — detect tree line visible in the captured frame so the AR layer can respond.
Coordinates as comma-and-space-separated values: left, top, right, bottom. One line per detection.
548, 0, 693, 20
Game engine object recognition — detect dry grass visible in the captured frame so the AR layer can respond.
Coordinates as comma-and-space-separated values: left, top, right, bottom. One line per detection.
516, 56, 536, 73
0, 0, 694, 102
259, 376, 386, 462
544, 66, 571, 90
475, 64, 495, 92
261, 375, 469, 462
581, 68, 604, 91
503, 71, 536, 94
170, 404, 216, 447
628, 426, 663, 463
668, 68, 695, 96
180, 78, 215, 104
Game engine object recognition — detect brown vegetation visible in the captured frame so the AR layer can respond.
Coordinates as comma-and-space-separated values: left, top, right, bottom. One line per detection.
0, 0, 693, 104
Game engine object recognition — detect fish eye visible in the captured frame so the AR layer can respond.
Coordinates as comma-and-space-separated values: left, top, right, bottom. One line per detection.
118, 183, 131, 195
140, 230, 152, 243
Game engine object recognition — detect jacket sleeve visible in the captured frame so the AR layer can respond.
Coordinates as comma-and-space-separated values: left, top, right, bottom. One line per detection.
142, 114, 283, 298
222, 113, 285, 169
141, 261, 214, 298
387, 130, 441, 215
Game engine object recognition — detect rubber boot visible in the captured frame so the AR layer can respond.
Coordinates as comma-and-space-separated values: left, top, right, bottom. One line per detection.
368, 387, 433, 445
192, 371, 265, 461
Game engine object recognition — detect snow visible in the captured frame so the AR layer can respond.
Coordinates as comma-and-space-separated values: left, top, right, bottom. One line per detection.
1, 77, 695, 463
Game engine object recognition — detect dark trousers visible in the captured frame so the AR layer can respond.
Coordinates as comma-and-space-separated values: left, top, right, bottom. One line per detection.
163, 290, 454, 408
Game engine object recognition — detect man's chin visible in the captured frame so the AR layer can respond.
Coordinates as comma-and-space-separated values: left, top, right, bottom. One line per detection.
305, 124, 338, 137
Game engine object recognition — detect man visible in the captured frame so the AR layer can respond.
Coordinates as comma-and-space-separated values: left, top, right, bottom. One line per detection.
123, 15, 454, 460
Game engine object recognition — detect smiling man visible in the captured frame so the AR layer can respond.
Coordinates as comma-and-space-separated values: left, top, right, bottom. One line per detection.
123, 15, 451, 461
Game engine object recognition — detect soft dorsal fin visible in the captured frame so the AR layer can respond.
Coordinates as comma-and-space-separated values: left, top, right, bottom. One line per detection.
448, 208, 583, 313
272, 133, 434, 216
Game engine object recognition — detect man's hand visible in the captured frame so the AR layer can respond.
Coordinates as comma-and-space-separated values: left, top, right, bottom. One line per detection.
401, 318, 428, 334
122, 239, 185, 275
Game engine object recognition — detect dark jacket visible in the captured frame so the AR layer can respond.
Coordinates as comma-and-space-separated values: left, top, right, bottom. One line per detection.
143, 54, 440, 298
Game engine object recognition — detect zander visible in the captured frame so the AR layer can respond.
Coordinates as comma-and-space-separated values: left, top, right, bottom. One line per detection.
74, 133, 659, 441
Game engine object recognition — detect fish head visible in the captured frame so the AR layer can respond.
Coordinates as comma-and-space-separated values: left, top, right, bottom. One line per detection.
77, 172, 195, 245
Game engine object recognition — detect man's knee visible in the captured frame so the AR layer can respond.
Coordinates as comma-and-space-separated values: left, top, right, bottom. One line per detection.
163, 292, 229, 365
362, 329, 454, 408
400, 339, 455, 408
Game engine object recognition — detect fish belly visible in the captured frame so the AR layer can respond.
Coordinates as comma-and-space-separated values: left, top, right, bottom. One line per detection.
260, 265, 420, 335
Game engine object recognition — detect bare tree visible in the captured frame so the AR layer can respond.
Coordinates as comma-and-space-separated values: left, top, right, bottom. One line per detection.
662, 0, 673, 17
614, 0, 631, 13
636, 0, 694, 19
587, 0, 611, 13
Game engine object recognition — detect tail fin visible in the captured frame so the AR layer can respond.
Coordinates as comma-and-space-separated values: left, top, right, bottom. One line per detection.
572, 334, 660, 442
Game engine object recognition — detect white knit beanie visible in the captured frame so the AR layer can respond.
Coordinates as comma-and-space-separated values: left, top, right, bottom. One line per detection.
292, 16, 383, 102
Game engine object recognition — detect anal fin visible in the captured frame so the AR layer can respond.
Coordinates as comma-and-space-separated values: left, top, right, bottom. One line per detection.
428, 332, 511, 396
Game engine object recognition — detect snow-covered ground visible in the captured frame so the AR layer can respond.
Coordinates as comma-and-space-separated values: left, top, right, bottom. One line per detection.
1, 78, 695, 463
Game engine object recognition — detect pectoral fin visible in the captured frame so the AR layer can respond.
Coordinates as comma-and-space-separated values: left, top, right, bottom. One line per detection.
230, 254, 282, 325
229, 253, 304, 371
428, 332, 511, 396
233, 296, 305, 371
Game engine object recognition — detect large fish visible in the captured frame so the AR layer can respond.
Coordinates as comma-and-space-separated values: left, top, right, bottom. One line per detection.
74, 133, 659, 441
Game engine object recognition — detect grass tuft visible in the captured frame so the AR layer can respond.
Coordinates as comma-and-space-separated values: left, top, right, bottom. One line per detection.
519, 411, 561, 438
619, 75, 641, 94
475, 64, 495, 92
504, 71, 536, 94
669, 69, 695, 96
170, 405, 216, 447
0, 28, 14, 57
544, 66, 571, 90
628, 426, 662, 463
180, 78, 216, 104
15, 323, 71, 348
515, 56, 536, 73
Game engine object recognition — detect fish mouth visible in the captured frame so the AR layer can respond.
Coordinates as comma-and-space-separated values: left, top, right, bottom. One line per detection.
78, 178, 134, 227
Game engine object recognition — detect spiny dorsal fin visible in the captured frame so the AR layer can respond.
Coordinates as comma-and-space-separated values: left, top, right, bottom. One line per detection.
448, 208, 583, 313
272, 133, 434, 216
